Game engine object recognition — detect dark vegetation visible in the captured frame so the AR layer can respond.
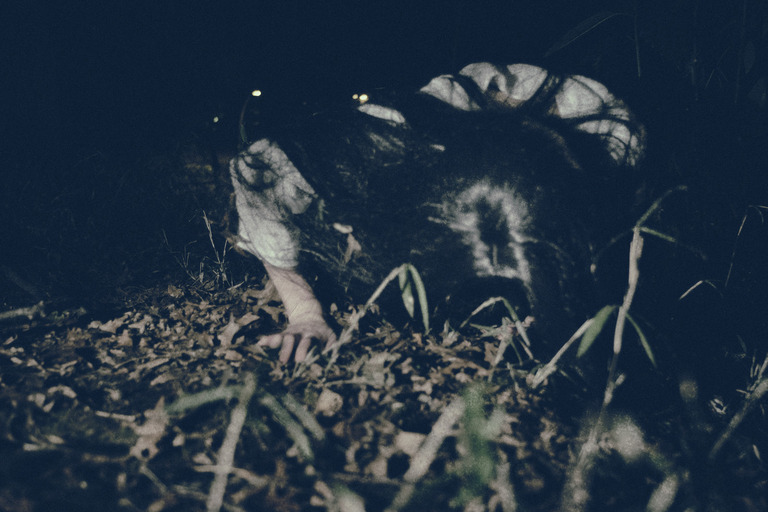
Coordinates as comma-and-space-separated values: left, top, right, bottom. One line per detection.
2, 1, 767, 510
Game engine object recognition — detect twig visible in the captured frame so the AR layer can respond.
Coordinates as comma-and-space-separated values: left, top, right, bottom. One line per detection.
561, 227, 643, 512
206, 374, 257, 512
490, 458, 518, 512
0, 301, 45, 322
460, 296, 534, 359
529, 317, 594, 388
604, 227, 643, 405
710, 377, 768, 460
385, 396, 466, 512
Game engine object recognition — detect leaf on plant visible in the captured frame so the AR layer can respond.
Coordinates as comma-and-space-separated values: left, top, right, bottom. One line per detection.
398, 264, 430, 333
166, 385, 241, 414
638, 226, 678, 244
399, 267, 415, 318
408, 264, 430, 333
282, 393, 325, 441
626, 312, 655, 367
577, 305, 617, 358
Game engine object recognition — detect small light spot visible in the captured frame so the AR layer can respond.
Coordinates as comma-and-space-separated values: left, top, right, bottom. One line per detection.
251, 89, 262, 97
212, 116, 220, 124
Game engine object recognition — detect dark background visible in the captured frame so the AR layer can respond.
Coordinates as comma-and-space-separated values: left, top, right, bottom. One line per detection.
1, 0, 766, 310
2, 0, 647, 154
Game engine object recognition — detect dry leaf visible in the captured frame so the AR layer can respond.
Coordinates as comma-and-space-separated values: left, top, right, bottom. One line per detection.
218, 317, 241, 347
94, 313, 131, 334
316, 388, 344, 417
130, 397, 169, 461
117, 330, 133, 347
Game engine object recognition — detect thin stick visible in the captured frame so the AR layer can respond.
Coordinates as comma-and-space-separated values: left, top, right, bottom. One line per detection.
385, 396, 466, 512
529, 318, 594, 389
561, 227, 643, 512
0, 302, 45, 322
206, 374, 257, 512
710, 377, 768, 460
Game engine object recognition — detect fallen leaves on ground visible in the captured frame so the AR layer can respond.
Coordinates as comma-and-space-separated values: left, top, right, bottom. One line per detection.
1, 274, 766, 512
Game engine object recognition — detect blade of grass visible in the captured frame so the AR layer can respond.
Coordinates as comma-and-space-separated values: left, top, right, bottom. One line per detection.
398, 268, 415, 318
407, 264, 430, 333
329, 264, 430, 368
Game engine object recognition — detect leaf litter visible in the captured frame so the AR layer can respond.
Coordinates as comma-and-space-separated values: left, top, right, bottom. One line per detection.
1, 235, 766, 512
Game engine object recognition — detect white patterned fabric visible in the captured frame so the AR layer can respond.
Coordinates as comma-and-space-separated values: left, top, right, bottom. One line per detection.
230, 139, 316, 268
420, 62, 645, 167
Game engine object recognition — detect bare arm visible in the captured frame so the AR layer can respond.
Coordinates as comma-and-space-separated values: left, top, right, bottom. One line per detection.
257, 262, 337, 363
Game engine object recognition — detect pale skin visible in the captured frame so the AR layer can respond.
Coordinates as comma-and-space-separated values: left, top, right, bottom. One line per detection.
258, 262, 337, 363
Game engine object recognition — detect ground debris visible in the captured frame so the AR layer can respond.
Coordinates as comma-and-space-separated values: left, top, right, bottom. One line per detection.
1, 275, 766, 512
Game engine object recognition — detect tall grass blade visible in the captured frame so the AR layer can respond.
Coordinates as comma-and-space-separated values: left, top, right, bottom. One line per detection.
398, 268, 415, 318
398, 264, 430, 333
408, 264, 430, 334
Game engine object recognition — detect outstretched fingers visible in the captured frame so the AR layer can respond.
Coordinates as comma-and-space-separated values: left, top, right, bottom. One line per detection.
257, 321, 337, 363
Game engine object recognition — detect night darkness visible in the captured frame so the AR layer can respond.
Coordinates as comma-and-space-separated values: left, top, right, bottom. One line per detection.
0, 1, 631, 300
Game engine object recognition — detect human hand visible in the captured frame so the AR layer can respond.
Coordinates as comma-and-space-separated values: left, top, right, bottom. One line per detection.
257, 320, 337, 363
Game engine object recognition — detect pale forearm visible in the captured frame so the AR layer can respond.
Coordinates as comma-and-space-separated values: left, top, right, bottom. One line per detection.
262, 262, 325, 324
259, 262, 337, 363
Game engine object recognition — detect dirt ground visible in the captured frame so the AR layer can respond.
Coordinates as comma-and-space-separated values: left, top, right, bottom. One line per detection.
1, 204, 767, 512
